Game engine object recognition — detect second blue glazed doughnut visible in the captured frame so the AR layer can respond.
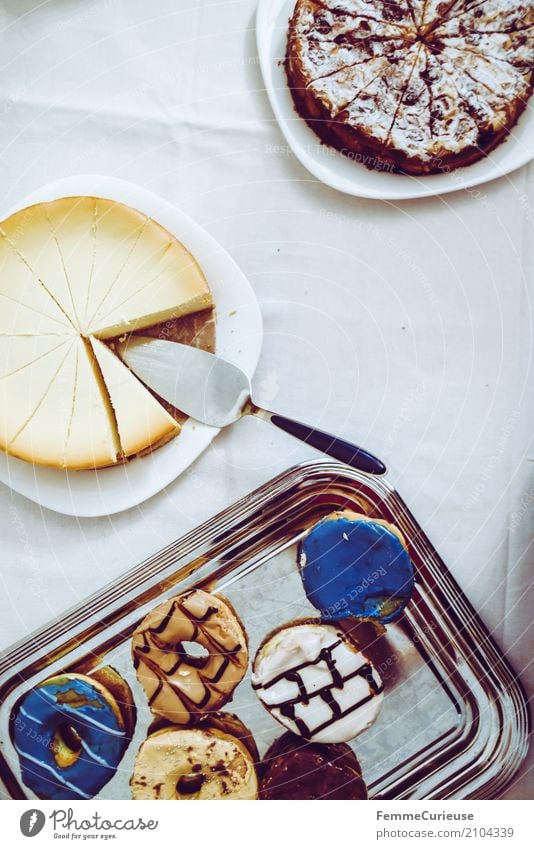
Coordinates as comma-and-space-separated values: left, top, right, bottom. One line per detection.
298, 510, 414, 623
13, 673, 130, 800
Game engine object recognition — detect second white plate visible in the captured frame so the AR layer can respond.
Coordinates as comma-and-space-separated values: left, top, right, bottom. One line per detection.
256, 0, 534, 201
0, 176, 263, 517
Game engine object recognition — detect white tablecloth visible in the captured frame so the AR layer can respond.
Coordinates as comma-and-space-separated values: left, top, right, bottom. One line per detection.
0, 0, 532, 799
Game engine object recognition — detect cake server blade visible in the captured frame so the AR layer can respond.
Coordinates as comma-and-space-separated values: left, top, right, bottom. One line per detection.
118, 337, 386, 476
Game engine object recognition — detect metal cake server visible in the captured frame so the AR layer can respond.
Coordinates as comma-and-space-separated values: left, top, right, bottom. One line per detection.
118, 337, 386, 475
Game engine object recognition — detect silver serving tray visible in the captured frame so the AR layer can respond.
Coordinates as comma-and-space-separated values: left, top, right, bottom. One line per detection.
0, 461, 529, 800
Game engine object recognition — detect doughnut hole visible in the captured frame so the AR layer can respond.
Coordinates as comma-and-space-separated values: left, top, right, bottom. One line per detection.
51, 724, 83, 768
181, 642, 209, 667
175, 771, 206, 797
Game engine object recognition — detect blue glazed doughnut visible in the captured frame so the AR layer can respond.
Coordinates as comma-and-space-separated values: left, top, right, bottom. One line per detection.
13, 673, 129, 799
298, 510, 415, 623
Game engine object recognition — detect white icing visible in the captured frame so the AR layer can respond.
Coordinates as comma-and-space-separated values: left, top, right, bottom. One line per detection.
252, 623, 383, 744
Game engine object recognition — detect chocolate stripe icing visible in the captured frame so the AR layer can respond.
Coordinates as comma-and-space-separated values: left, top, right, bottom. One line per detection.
252, 623, 384, 744
132, 589, 248, 724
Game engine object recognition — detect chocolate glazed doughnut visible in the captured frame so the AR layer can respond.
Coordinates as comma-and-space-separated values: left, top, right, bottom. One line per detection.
260, 732, 367, 800
132, 589, 248, 724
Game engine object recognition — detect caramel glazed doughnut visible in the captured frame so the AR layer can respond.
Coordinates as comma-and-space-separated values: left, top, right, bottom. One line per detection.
131, 714, 258, 800
132, 589, 249, 724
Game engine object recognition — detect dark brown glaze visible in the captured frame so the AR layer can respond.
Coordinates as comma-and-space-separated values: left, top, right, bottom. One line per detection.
259, 733, 368, 800
337, 620, 404, 686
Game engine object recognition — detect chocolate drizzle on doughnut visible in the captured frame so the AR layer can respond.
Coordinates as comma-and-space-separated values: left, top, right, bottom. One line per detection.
254, 639, 383, 740
132, 590, 248, 725
252, 624, 384, 743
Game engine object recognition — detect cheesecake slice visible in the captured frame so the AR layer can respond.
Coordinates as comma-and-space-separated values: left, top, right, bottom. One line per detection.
0, 204, 81, 330
62, 339, 120, 469
0, 339, 74, 463
84, 206, 212, 339
4, 339, 120, 469
90, 337, 179, 458
0, 234, 76, 335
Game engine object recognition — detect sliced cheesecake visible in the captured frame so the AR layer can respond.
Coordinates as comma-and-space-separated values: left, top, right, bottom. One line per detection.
0, 196, 215, 470
90, 337, 179, 458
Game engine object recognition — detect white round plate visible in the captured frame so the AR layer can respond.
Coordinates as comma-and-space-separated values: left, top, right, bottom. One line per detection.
256, 0, 534, 201
0, 176, 263, 517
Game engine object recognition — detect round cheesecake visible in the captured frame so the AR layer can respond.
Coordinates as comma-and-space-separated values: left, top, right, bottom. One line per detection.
0, 197, 214, 470
286, 0, 534, 174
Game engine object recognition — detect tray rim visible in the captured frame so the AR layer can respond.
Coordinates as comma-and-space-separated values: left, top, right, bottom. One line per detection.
0, 460, 530, 800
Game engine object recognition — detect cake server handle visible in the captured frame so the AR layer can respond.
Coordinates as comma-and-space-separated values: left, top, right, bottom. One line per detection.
251, 407, 386, 475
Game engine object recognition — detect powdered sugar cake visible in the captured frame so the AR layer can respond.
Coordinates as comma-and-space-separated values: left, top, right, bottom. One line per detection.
286, 0, 534, 174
